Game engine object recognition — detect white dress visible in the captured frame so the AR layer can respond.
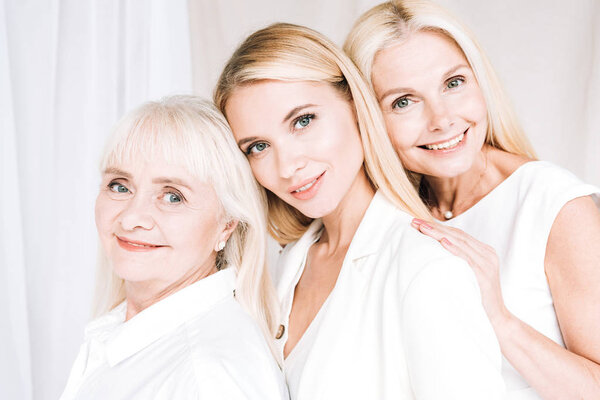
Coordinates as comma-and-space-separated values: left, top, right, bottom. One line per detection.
442, 161, 600, 400
60, 268, 289, 400
274, 191, 507, 400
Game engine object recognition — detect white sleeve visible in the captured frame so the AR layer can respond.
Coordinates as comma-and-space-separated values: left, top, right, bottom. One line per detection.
402, 256, 506, 400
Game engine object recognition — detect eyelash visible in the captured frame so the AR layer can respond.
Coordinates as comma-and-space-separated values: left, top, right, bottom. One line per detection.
446, 75, 465, 89
107, 181, 185, 204
291, 113, 315, 131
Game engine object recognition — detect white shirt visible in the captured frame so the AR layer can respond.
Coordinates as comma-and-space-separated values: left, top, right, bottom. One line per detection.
443, 161, 600, 399
274, 191, 506, 400
60, 268, 289, 400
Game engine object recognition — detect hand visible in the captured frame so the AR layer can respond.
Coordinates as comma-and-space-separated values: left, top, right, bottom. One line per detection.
411, 218, 511, 326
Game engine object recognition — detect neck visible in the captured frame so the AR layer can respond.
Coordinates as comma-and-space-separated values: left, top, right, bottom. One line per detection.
424, 146, 491, 218
319, 167, 375, 254
124, 260, 217, 321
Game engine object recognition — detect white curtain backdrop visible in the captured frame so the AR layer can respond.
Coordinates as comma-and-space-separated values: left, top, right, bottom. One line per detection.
1, 0, 192, 399
1, 0, 598, 399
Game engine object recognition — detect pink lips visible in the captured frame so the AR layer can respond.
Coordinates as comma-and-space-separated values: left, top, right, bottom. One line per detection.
116, 236, 165, 252
288, 171, 326, 201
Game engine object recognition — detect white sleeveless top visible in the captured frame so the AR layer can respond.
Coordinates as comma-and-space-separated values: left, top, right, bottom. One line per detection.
442, 161, 599, 399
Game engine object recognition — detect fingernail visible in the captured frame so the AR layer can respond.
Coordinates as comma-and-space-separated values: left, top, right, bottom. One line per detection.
412, 218, 424, 225
441, 237, 452, 246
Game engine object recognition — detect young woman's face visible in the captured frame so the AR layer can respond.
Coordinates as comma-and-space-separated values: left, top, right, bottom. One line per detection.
225, 80, 365, 218
371, 30, 488, 179
95, 158, 230, 287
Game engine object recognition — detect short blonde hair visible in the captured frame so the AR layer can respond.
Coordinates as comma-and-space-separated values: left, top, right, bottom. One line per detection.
93, 95, 280, 355
344, 0, 537, 158
214, 23, 431, 244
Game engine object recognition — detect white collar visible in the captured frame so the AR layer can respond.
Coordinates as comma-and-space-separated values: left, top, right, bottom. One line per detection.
85, 268, 236, 367
277, 191, 409, 297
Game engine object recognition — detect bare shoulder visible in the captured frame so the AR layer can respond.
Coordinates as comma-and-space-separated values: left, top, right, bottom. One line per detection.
546, 195, 600, 362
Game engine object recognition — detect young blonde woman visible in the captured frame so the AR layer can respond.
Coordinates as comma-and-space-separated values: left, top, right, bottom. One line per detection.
215, 22, 506, 399
60, 96, 288, 399
344, 1, 600, 399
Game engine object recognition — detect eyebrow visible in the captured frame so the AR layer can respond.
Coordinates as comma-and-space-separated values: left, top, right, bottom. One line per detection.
236, 103, 318, 148
103, 168, 194, 191
152, 177, 194, 191
103, 167, 132, 178
283, 104, 316, 123
377, 63, 470, 102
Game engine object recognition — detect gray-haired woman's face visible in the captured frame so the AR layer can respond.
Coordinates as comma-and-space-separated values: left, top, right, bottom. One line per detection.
224, 80, 365, 219
371, 30, 488, 179
95, 156, 233, 288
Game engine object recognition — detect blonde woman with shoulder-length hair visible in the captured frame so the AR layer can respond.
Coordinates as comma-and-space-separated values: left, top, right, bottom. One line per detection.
215, 22, 506, 399
60, 96, 288, 400
345, 1, 600, 399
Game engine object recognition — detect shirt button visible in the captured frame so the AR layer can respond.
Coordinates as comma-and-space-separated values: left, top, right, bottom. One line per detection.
275, 324, 285, 339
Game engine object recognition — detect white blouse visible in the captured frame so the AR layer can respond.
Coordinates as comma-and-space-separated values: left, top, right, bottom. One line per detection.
273, 191, 506, 400
60, 268, 289, 400
442, 161, 600, 399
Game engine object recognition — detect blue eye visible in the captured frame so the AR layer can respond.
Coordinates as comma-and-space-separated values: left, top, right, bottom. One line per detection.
293, 114, 314, 129
109, 182, 129, 193
162, 192, 182, 204
246, 142, 269, 155
447, 77, 465, 89
392, 97, 413, 109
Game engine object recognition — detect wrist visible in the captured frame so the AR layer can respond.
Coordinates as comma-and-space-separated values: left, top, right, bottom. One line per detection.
489, 306, 519, 339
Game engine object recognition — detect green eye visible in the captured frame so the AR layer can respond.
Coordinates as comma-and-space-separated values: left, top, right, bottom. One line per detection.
293, 114, 314, 129
247, 142, 269, 155
109, 183, 129, 193
393, 97, 412, 109
163, 192, 182, 203
447, 77, 464, 89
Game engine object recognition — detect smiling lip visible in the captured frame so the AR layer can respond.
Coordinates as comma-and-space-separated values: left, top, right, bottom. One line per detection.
289, 171, 326, 200
116, 236, 165, 252
419, 128, 469, 152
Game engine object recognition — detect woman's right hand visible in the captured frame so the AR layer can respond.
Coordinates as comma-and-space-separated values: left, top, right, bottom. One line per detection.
411, 218, 512, 327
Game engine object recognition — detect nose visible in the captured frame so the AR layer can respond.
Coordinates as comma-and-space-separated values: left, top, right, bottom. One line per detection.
276, 143, 307, 180
426, 98, 453, 132
119, 193, 155, 231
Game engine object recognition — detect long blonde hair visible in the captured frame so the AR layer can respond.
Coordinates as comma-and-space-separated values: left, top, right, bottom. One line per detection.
92, 95, 280, 357
214, 23, 431, 245
344, 0, 537, 158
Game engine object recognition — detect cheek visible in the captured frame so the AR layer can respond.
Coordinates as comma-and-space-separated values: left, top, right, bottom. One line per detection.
95, 195, 115, 236
384, 114, 421, 152
248, 159, 276, 192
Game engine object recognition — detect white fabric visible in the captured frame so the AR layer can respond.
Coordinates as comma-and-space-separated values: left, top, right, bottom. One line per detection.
60, 268, 288, 400
273, 192, 506, 400
442, 161, 600, 399
1, 1, 193, 399
279, 233, 327, 396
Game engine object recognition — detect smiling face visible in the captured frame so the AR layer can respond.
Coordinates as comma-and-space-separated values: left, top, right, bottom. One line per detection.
224, 80, 365, 219
95, 157, 230, 288
371, 30, 488, 179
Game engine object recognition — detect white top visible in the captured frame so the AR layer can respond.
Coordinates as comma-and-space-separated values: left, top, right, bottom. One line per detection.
60, 268, 289, 400
274, 191, 506, 400
442, 161, 600, 399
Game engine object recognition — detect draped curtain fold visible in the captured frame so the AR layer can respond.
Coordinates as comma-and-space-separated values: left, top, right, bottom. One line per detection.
1, 1, 192, 399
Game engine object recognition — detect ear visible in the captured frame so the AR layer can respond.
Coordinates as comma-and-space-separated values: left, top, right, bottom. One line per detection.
214, 219, 239, 252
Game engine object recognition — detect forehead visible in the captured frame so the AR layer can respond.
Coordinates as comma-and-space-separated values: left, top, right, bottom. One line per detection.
372, 30, 468, 90
225, 80, 345, 137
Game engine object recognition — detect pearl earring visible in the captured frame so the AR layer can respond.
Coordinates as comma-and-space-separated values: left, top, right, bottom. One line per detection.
217, 241, 226, 251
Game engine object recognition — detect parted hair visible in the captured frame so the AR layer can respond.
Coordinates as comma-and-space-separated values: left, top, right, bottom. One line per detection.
344, 0, 537, 159
92, 95, 280, 358
214, 22, 431, 245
